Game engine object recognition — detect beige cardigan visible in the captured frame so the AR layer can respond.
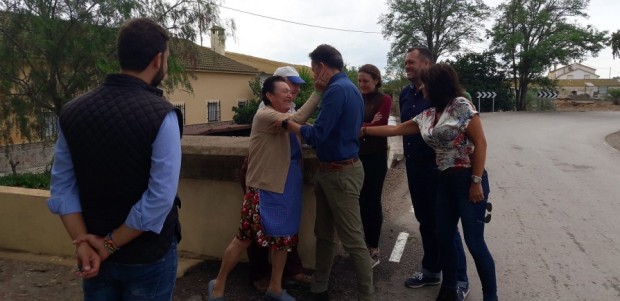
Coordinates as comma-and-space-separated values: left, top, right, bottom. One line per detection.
246, 92, 321, 193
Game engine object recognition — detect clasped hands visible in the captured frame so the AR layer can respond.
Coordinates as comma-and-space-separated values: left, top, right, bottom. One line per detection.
72, 233, 110, 279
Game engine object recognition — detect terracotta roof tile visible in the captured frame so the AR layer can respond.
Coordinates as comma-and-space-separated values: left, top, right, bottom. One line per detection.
225, 52, 310, 75
171, 41, 258, 74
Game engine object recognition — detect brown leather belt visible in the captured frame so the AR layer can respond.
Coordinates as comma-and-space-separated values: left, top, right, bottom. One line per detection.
319, 158, 359, 171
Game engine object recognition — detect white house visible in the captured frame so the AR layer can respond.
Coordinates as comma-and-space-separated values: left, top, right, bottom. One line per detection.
548, 63, 599, 80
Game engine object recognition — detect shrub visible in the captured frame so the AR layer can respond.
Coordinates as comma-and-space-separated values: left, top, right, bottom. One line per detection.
606, 89, 620, 105
0, 172, 51, 190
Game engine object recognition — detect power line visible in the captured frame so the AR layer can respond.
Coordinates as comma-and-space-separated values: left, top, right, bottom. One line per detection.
218, 5, 381, 34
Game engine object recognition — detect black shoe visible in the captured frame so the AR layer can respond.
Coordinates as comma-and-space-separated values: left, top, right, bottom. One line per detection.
405, 272, 441, 288
310, 290, 329, 301
435, 287, 458, 301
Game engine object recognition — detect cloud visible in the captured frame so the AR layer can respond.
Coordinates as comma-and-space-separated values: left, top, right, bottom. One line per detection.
218, 0, 620, 78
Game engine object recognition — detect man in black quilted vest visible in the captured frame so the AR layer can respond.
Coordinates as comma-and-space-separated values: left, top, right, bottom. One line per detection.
47, 18, 183, 300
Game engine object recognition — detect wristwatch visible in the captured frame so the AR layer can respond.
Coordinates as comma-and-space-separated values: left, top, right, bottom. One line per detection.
471, 175, 482, 184
281, 119, 289, 129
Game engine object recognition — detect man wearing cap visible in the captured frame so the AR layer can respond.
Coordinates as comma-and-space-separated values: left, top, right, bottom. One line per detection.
246, 66, 314, 293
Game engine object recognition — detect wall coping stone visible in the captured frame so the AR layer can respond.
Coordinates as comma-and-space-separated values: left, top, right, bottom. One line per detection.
180, 135, 319, 183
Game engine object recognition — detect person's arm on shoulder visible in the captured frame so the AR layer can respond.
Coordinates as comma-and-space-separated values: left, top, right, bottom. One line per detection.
363, 119, 419, 138
289, 91, 321, 124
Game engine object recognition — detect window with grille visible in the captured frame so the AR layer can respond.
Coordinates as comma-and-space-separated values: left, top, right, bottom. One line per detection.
172, 102, 186, 125
207, 100, 220, 122
238, 99, 248, 108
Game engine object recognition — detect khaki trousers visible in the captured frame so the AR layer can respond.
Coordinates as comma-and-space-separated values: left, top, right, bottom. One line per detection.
311, 161, 374, 300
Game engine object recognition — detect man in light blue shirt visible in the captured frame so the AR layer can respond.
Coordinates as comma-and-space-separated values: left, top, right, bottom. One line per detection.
47, 18, 182, 301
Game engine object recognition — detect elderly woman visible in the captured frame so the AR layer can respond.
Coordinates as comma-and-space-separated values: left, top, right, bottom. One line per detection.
364, 64, 497, 301
356, 64, 392, 267
209, 76, 321, 301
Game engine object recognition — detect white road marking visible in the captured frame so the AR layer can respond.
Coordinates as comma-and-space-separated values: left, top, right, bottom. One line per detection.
410, 205, 414, 213
389, 232, 409, 263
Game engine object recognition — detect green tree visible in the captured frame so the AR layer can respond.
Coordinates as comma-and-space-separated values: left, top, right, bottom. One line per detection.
294, 67, 315, 111
612, 30, 620, 59
0, 0, 229, 145
606, 89, 620, 105
379, 0, 490, 75
489, 0, 608, 111
446, 52, 515, 112
232, 69, 316, 125
344, 65, 359, 88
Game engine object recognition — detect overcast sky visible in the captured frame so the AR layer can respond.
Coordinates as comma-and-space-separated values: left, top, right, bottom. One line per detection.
215, 0, 620, 78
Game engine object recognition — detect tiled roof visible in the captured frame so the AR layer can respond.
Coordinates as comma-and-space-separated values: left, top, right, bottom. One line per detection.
225, 51, 310, 75
556, 79, 620, 87
171, 41, 259, 74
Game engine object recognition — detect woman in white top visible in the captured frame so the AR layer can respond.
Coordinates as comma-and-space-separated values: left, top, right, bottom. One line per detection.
364, 64, 497, 301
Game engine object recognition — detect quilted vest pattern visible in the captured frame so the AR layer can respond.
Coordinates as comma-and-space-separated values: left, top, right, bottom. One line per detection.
59, 74, 182, 264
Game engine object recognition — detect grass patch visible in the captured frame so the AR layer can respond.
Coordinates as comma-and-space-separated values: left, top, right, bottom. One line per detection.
0, 172, 51, 190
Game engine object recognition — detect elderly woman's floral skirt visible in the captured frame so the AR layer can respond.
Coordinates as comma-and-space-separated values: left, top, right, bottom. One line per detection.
236, 188, 299, 251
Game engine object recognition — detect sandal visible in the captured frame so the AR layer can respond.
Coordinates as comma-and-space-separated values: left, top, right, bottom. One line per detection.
208, 279, 225, 301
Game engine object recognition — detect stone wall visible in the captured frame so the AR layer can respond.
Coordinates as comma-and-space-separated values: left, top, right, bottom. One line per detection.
0, 141, 55, 175
0, 135, 321, 268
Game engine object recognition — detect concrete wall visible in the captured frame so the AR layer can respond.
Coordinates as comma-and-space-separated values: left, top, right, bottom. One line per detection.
0, 141, 55, 174
0, 135, 319, 268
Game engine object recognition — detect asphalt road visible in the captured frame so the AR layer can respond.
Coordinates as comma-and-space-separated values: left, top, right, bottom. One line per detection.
361, 111, 620, 301
479, 111, 620, 301
175, 111, 620, 301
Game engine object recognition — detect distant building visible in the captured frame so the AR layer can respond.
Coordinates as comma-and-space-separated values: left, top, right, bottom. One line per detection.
555, 79, 620, 98
548, 63, 599, 80
167, 27, 310, 127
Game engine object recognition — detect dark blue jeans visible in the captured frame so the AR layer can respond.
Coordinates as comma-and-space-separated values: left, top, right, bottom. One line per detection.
83, 241, 178, 301
435, 169, 497, 301
406, 159, 468, 287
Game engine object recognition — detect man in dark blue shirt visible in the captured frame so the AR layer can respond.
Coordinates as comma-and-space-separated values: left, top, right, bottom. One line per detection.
283, 44, 373, 301
400, 47, 470, 299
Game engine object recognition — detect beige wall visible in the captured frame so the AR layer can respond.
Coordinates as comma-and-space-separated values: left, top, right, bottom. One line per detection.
167, 72, 256, 125
0, 135, 320, 268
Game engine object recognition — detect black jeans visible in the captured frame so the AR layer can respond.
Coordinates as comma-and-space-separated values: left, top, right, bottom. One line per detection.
359, 151, 388, 248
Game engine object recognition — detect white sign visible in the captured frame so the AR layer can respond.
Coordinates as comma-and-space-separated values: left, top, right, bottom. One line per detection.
476, 92, 497, 98
537, 91, 558, 98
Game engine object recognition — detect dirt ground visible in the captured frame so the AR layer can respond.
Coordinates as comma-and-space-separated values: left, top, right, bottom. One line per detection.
1, 102, 619, 301
555, 99, 620, 112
